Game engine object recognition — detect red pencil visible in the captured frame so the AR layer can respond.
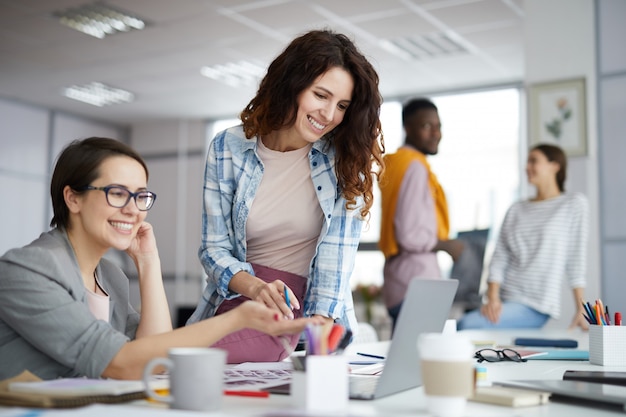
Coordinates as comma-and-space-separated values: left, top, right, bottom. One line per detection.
224, 390, 270, 398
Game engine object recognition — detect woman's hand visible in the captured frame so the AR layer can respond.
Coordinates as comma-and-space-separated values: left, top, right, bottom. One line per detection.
248, 279, 300, 319
235, 301, 321, 336
126, 221, 159, 262
480, 297, 502, 324
570, 289, 588, 330
569, 309, 589, 330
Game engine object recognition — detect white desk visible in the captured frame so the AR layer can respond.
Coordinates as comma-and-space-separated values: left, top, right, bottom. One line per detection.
2, 328, 626, 416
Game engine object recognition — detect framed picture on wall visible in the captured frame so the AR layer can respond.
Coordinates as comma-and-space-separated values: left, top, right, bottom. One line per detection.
529, 77, 587, 157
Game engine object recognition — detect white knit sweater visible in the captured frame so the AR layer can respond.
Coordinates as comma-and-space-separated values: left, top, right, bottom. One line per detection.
488, 192, 589, 318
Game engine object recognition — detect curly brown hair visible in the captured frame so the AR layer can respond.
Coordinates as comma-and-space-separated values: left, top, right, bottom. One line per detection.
240, 30, 384, 218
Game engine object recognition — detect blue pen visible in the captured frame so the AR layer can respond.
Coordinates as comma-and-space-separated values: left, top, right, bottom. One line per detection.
356, 352, 385, 360
581, 301, 594, 324
284, 284, 291, 309
586, 301, 596, 322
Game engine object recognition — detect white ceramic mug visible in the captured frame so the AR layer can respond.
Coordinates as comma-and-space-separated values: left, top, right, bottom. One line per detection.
143, 347, 226, 412
418, 333, 475, 417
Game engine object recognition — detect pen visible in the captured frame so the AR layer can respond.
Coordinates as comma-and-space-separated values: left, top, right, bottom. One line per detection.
580, 299, 593, 324
615, 312, 622, 326
597, 299, 606, 324
284, 284, 291, 310
151, 389, 271, 399
581, 300, 594, 322
327, 323, 345, 353
595, 304, 604, 325
605, 305, 611, 326
586, 301, 596, 322
224, 390, 270, 398
356, 352, 386, 360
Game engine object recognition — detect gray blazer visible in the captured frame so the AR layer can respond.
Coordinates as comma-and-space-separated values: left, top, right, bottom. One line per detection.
0, 228, 140, 380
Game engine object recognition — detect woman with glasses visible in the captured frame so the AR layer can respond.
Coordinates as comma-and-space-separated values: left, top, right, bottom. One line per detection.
0, 137, 318, 380
458, 143, 589, 330
187, 29, 384, 363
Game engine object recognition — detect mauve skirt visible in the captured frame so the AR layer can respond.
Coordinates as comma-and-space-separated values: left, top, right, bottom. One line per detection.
212, 263, 307, 364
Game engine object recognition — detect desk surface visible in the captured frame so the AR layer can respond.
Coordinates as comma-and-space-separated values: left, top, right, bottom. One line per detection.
3, 328, 626, 416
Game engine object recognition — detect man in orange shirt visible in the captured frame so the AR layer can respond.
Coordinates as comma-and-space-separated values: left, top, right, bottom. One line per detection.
379, 98, 464, 331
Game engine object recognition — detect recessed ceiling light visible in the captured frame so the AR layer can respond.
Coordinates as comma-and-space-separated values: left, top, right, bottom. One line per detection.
63, 82, 135, 107
387, 33, 466, 60
53, 2, 147, 39
200, 61, 266, 88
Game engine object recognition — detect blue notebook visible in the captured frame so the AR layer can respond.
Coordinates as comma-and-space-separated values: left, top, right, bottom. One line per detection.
525, 349, 589, 361
513, 337, 578, 348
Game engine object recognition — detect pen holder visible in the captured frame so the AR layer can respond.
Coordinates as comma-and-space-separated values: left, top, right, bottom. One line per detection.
291, 355, 348, 413
589, 325, 626, 366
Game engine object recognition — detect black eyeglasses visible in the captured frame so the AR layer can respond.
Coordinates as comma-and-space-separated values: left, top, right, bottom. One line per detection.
79, 185, 157, 211
474, 348, 527, 363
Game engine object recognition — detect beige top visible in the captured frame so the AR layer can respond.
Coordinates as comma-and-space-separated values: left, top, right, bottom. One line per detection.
86, 277, 110, 322
246, 139, 324, 277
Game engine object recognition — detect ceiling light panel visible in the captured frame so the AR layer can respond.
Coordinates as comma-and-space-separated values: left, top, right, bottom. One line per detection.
389, 33, 466, 60
200, 61, 266, 88
53, 2, 147, 39
63, 82, 135, 107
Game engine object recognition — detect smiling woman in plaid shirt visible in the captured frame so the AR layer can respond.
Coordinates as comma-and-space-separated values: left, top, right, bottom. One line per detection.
187, 29, 385, 363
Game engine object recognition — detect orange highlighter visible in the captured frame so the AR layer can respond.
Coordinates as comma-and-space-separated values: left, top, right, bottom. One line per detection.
595, 304, 604, 325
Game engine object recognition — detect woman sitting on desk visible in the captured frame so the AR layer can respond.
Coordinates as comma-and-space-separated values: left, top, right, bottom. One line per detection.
0, 137, 318, 381
458, 143, 589, 330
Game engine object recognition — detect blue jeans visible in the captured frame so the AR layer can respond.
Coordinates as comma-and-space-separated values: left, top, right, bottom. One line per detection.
457, 302, 550, 330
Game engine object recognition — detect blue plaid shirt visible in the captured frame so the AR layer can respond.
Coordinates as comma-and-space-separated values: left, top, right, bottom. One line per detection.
188, 125, 360, 332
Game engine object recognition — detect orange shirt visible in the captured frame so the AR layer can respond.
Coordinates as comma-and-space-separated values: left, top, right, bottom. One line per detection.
379, 147, 449, 258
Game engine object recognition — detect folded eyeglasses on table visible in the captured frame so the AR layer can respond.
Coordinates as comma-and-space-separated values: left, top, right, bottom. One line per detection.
474, 348, 527, 363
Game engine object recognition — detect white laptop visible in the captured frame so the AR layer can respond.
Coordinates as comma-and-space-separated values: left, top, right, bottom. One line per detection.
349, 278, 459, 400
263, 278, 459, 400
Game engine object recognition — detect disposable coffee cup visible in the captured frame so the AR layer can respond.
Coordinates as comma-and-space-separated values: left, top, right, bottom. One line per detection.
418, 333, 475, 417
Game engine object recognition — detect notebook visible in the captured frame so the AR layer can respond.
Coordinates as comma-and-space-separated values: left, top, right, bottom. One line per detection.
525, 349, 589, 361
0, 370, 155, 408
348, 278, 459, 400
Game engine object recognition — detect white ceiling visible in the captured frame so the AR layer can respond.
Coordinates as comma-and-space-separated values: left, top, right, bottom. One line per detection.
0, 0, 525, 126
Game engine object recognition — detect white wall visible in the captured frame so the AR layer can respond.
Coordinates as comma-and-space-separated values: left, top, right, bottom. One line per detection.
0, 100, 50, 253
0, 98, 125, 255
129, 120, 208, 317
524, 0, 600, 328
